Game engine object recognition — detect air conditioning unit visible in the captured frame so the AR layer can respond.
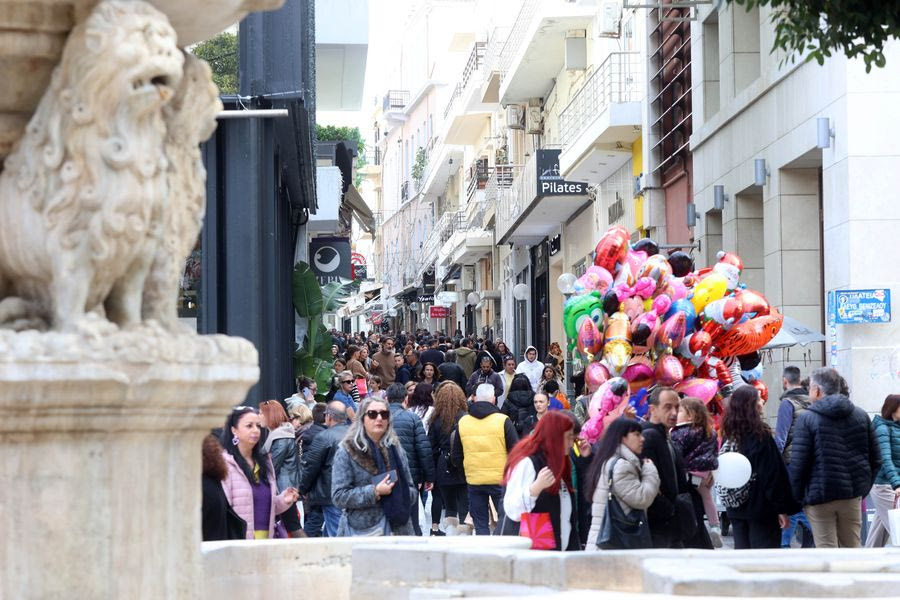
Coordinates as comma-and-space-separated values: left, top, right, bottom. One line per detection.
506, 105, 524, 130
597, 0, 622, 38
526, 106, 543, 134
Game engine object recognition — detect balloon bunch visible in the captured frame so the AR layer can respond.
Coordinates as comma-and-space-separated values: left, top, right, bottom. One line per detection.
567, 226, 783, 443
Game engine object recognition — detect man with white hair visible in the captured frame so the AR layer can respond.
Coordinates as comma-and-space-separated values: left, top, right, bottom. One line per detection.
451, 383, 519, 535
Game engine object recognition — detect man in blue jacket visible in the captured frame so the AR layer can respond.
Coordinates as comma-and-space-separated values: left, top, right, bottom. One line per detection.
386, 383, 434, 535
789, 367, 880, 548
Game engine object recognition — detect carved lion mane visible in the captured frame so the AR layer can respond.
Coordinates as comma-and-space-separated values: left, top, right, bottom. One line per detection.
0, 1, 184, 331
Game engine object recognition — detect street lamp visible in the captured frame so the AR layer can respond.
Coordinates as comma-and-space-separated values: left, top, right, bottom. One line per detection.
556, 272, 577, 402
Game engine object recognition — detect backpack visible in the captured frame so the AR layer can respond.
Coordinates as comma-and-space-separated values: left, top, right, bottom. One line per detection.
714, 439, 756, 508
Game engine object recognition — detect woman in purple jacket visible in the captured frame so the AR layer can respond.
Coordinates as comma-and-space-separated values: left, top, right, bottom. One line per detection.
220, 406, 299, 539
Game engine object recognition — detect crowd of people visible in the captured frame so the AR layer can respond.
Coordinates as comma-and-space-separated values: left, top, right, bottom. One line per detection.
201, 329, 897, 552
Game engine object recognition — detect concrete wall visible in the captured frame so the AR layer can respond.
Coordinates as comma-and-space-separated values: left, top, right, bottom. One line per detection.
202, 538, 900, 599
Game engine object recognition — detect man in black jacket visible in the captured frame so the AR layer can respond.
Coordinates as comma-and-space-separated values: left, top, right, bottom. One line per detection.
465, 355, 505, 398
438, 350, 468, 390
789, 367, 880, 548
641, 386, 690, 548
420, 338, 445, 368
386, 383, 434, 535
297, 401, 350, 537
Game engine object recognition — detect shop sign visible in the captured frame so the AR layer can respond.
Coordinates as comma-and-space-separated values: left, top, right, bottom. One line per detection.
831, 289, 891, 324
549, 234, 561, 257
535, 149, 587, 197
310, 237, 352, 284
430, 306, 450, 318
417, 294, 435, 303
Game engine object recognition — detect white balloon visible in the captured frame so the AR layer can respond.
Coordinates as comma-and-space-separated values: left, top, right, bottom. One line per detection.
713, 452, 752, 488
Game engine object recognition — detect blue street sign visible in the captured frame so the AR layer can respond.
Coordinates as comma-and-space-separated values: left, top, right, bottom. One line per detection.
833, 289, 891, 324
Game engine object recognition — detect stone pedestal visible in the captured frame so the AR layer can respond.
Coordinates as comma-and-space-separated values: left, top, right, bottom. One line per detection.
0, 330, 258, 599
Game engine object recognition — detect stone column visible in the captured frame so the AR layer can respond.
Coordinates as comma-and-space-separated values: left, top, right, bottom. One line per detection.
0, 331, 258, 599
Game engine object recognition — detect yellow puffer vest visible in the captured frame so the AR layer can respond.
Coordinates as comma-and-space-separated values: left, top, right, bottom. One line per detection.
458, 412, 508, 485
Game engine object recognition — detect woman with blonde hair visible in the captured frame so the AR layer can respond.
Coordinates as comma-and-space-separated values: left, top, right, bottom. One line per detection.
428, 382, 470, 535
331, 397, 417, 535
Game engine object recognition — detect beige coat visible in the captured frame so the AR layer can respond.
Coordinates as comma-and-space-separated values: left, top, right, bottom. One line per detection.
586, 444, 660, 549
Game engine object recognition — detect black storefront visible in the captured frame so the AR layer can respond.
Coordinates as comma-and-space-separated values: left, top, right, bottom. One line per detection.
194, 0, 317, 406
530, 240, 550, 360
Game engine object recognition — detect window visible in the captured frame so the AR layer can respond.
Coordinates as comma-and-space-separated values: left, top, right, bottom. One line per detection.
702, 12, 720, 121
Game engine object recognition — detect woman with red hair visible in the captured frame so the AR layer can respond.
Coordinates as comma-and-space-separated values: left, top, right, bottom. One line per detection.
501, 411, 579, 550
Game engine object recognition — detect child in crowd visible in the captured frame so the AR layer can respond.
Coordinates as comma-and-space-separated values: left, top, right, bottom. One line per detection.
670, 396, 722, 547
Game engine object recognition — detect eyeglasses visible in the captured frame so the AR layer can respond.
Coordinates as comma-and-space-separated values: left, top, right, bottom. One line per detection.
341, 380, 353, 384
365, 410, 390, 420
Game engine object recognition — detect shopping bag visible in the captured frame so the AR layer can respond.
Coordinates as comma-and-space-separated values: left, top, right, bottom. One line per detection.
355, 378, 368, 397
888, 505, 900, 547
519, 512, 556, 550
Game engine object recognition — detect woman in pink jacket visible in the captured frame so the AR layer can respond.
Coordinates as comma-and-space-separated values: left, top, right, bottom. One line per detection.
221, 406, 299, 539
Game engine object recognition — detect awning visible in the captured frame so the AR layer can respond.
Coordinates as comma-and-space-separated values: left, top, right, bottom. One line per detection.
344, 184, 375, 233
763, 316, 826, 349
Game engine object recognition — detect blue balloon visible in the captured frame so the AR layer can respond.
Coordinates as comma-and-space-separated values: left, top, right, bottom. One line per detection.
665, 298, 698, 332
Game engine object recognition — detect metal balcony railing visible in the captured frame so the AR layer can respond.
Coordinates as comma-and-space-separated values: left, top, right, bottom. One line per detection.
465, 158, 490, 201
559, 52, 643, 150
482, 26, 511, 86
443, 42, 487, 120
498, 0, 539, 81
383, 90, 410, 112
493, 161, 530, 241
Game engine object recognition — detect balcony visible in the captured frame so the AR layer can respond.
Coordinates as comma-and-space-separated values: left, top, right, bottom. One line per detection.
480, 26, 511, 104
495, 149, 591, 246
442, 42, 495, 146
498, 0, 597, 105
558, 52, 643, 180
383, 90, 409, 123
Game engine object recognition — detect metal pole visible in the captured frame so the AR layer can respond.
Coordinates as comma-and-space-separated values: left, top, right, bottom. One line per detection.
564, 291, 574, 402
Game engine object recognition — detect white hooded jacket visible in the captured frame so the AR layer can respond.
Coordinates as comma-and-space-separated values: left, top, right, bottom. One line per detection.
515, 345, 544, 392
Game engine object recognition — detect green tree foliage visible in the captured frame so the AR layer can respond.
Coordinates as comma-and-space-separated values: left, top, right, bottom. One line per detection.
190, 31, 238, 94
316, 125, 368, 186
729, 0, 900, 72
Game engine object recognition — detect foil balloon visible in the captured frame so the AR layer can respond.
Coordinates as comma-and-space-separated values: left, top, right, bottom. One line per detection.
691, 272, 728, 313
625, 249, 648, 277
594, 226, 630, 272
613, 259, 637, 289
603, 312, 632, 375
751, 379, 769, 404
584, 361, 610, 392
714, 310, 783, 357
623, 355, 654, 393
631, 311, 660, 347
601, 289, 621, 316
583, 377, 630, 443
563, 291, 603, 342
713, 251, 744, 290
668, 251, 694, 278
675, 378, 719, 403
656, 312, 687, 351
632, 238, 660, 257
621, 296, 645, 322
575, 265, 614, 295
702, 296, 744, 330
665, 298, 697, 333
664, 276, 689, 301
734, 288, 770, 317
652, 294, 672, 317
638, 254, 673, 292
576, 318, 604, 357
629, 388, 650, 419
654, 353, 684, 386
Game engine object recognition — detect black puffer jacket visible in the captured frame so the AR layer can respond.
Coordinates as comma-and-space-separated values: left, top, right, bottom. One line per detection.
670, 424, 719, 472
389, 403, 435, 485
502, 389, 535, 435
788, 394, 880, 506
298, 424, 349, 506
725, 434, 800, 520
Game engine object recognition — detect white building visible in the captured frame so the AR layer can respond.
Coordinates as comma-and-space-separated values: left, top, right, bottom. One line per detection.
689, 4, 900, 413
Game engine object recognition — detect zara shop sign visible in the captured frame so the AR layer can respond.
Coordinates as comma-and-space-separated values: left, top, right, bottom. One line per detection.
535, 149, 588, 197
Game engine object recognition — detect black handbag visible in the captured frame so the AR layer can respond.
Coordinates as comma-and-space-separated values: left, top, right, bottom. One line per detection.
667, 441, 697, 541
597, 457, 653, 550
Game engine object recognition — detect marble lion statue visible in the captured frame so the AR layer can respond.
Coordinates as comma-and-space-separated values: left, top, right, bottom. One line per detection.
0, 1, 186, 332
142, 53, 223, 331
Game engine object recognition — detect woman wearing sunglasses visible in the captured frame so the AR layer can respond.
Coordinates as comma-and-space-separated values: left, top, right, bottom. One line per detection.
331, 397, 416, 536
